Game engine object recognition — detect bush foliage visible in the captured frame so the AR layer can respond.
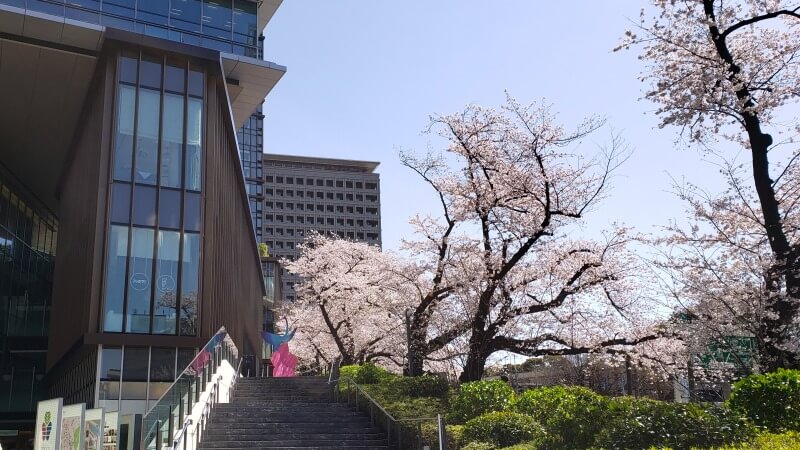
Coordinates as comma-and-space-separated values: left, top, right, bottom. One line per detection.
462, 411, 545, 448
593, 396, 752, 450
340, 362, 395, 384
390, 374, 450, 398
514, 385, 607, 449
727, 368, 800, 433
449, 380, 516, 423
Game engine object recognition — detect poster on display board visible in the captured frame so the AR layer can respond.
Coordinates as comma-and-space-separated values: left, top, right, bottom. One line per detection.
60, 403, 85, 450
83, 408, 104, 450
102, 412, 118, 450
34, 398, 63, 450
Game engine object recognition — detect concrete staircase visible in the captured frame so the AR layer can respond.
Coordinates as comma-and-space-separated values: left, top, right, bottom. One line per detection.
199, 377, 389, 450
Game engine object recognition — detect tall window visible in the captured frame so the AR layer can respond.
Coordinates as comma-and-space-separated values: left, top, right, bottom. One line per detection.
104, 51, 204, 335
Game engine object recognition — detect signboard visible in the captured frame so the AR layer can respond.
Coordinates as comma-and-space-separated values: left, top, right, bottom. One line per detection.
84, 408, 104, 450
35, 398, 63, 450
102, 412, 118, 450
60, 403, 85, 450
698, 335, 757, 369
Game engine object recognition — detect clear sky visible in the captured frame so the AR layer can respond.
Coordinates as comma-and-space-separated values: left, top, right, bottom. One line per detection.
260, 1, 728, 250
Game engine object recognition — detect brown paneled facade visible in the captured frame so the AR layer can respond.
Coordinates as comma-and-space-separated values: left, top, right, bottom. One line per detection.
45, 36, 265, 414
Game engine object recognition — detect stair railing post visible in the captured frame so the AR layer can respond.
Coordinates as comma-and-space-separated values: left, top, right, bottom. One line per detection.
178, 397, 184, 427
167, 407, 174, 448
155, 420, 162, 450
187, 382, 193, 416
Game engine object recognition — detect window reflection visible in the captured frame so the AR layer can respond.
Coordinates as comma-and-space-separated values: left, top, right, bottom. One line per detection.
103, 225, 128, 332
154, 231, 179, 334
111, 183, 131, 223
202, 0, 233, 40
180, 233, 199, 336
132, 185, 156, 227
171, 0, 201, 33
121, 347, 149, 399
161, 93, 184, 188
127, 227, 154, 333
159, 189, 181, 230
114, 84, 136, 181
186, 97, 203, 190
135, 89, 160, 185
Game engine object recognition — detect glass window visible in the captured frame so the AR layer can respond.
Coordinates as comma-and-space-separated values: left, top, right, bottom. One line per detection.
132, 185, 157, 227
171, 0, 202, 32
135, 88, 160, 185
159, 189, 181, 229
185, 98, 203, 190
203, 0, 233, 39
154, 231, 179, 334
164, 60, 186, 93
103, 225, 128, 332
104, 0, 135, 17
177, 348, 195, 374
148, 347, 175, 402
188, 66, 204, 98
179, 233, 199, 336
111, 183, 131, 223
161, 93, 184, 188
127, 228, 154, 333
137, 0, 169, 25
121, 347, 149, 399
233, 0, 257, 45
114, 84, 136, 181
119, 52, 138, 84
139, 54, 162, 89
184, 192, 201, 232
99, 346, 122, 402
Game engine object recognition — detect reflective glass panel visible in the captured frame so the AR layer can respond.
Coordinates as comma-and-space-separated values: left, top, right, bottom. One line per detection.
132, 185, 157, 227
232, 0, 257, 45
139, 54, 162, 89
104, 0, 135, 18
158, 189, 181, 230
160, 93, 184, 188
127, 228, 154, 333
121, 347, 149, 399
183, 192, 201, 232
170, 0, 201, 33
135, 88, 160, 185
103, 225, 128, 332
188, 66, 204, 97
154, 231, 179, 335
185, 98, 203, 190
203, 0, 233, 39
114, 84, 135, 181
164, 60, 186, 93
110, 182, 131, 223
119, 52, 138, 84
179, 233, 199, 336
137, 0, 169, 25
149, 347, 175, 381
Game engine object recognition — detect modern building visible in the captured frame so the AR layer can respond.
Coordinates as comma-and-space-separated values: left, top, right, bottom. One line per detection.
261, 154, 382, 302
0, 0, 284, 446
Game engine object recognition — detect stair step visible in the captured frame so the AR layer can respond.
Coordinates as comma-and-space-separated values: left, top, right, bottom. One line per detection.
199, 440, 388, 448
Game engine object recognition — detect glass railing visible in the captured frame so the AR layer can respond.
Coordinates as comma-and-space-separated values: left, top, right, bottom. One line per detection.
141, 327, 239, 450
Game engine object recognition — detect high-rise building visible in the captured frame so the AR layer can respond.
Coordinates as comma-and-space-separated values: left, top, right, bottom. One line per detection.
262, 154, 382, 302
0, 1, 284, 446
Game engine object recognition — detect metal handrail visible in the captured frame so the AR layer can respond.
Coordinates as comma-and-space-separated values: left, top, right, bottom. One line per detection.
337, 377, 447, 450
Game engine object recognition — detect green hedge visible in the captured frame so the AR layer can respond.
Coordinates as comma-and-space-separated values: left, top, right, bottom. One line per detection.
514, 385, 607, 449
462, 411, 545, 448
728, 368, 800, 433
593, 397, 752, 450
449, 380, 515, 424
339, 363, 395, 384
390, 374, 450, 398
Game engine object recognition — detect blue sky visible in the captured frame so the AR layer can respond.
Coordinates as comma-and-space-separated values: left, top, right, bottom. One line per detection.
261, 1, 727, 249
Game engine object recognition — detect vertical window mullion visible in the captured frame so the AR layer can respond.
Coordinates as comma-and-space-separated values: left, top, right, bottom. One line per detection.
149, 55, 166, 335
176, 59, 188, 335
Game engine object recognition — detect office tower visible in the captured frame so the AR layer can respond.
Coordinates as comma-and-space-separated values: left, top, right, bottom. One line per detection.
262, 154, 382, 302
0, 1, 284, 445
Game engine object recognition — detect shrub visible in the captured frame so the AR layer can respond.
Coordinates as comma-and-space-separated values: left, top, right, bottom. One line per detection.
463, 411, 545, 448
391, 374, 450, 398
716, 431, 800, 450
514, 385, 607, 449
449, 380, 515, 423
383, 397, 446, 419
593, 396, 752, 450
728, 368, 800, 433
462, 443, 496, 450
420, 423, 465, 449
339, 363, 395, 384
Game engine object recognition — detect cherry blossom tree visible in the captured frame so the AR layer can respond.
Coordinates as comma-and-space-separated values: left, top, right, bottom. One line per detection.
401, 97, 669, 381
283, 233, 408, 368
620, 0, 800, 370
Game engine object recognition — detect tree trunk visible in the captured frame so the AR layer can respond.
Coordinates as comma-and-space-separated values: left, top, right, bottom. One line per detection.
460, 347, 489, 382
